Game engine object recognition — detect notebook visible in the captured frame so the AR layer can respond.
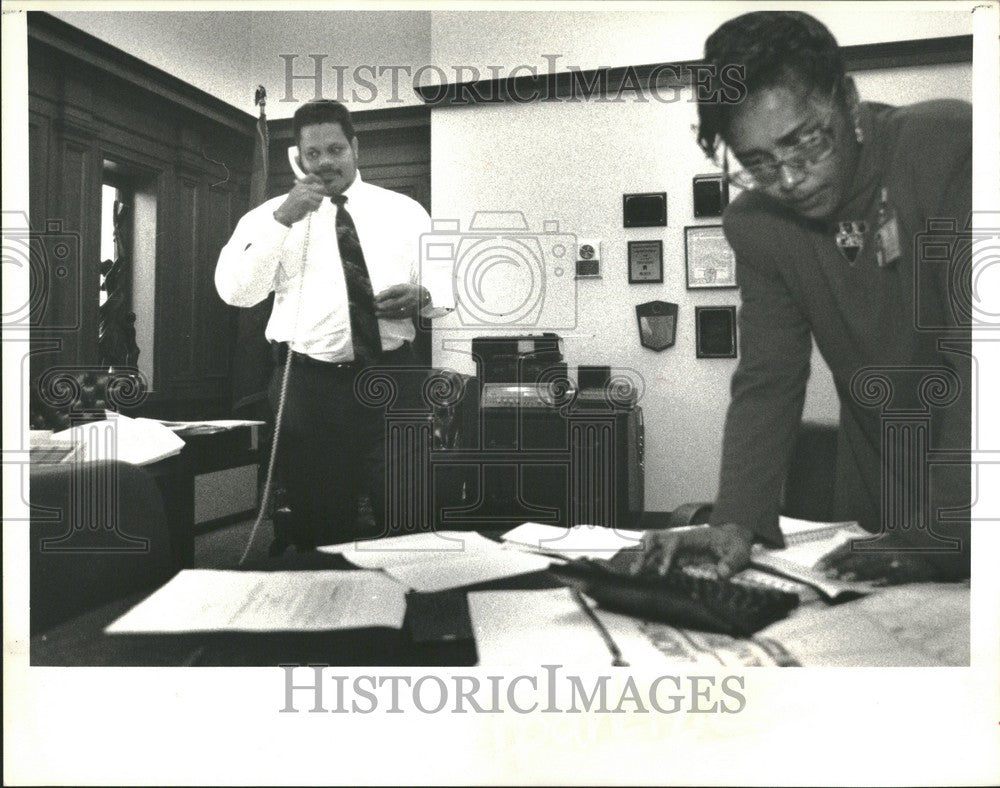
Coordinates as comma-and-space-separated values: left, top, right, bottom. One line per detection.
748, 516, 873, 602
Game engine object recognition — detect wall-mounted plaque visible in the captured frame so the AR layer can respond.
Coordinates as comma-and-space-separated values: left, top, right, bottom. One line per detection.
623, 192, 667, 228
692, 174, 730, 218
685, 225, 738, 289
695, 305, 737, 358
636, 300, 678, 351
628, 240, 663, 284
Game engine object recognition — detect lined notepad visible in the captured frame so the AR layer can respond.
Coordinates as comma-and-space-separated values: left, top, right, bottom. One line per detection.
749, 517, 873, 602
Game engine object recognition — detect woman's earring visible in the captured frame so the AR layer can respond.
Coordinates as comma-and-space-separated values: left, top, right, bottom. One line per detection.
854, 115, 864, 144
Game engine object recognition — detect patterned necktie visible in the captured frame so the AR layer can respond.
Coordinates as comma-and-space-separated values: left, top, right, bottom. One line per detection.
332, 194, 382, 365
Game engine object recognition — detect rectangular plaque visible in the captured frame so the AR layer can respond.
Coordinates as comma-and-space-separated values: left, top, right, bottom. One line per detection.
628, 240, 664, 284
692, 174, 730, 218
685, 225, 738, 289
623, 192, 667, 228
695, 305, 737, 358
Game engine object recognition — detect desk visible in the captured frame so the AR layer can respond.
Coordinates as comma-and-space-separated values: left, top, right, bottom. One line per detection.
31, 422, 262, 571
29, 546, 969, 668
28, 550, 557, 666
145, 422, 263, 567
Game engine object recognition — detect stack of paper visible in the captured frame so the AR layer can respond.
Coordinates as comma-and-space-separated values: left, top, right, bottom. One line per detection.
105, 570, 407, 633
153, 418, 267, 435
51, 414, 185, 465
321, 531, 552, 592
777, 515, 868, 567
29, 430, 81, 463
501, 521, 644, 560
750, 516, 874, 601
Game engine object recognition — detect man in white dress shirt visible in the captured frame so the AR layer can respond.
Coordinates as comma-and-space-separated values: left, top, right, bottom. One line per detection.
216, 100, 451, 549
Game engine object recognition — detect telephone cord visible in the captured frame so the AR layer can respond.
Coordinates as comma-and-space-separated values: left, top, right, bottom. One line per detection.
238, 214, 311, 566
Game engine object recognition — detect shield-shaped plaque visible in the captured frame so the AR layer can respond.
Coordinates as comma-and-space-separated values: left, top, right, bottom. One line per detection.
635, 300, 678, 351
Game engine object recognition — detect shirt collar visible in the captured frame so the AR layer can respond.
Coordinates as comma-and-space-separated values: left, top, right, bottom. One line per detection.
337, 171, 365, 204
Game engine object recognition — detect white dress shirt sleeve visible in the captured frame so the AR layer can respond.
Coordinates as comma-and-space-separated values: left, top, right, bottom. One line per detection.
215, 204, 295, 307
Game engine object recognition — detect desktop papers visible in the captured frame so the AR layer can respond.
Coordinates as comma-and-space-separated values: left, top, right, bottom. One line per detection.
29, 430, 82, 463
105, 570, 407, 633
51, 413, 185, 465
154, 418, 267, 435
501, 522, 645, 559
327, 531, 500, 568
776, 515, 868, 567
759, 581, 970, 666
468, 588, 797, 667
321, 531, 552, 592
502, 519, 871, 602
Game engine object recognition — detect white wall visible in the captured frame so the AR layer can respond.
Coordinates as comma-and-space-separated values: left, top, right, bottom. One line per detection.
248, 11, 431, 116
53, 9, 432, 117
431, 88, 741, 509
53, 11, 254, 112
52, 4, 973, 115
428, 2, 973, 82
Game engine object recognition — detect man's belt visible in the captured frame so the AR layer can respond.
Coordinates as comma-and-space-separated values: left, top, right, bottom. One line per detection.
272, 342, 411, 370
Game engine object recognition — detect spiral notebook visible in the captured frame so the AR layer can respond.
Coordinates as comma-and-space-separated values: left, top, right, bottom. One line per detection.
746, 516, 873, 603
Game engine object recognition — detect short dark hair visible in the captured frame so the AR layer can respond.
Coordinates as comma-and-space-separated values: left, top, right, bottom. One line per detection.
696, 11, 846, 159
293, 100, 356, 144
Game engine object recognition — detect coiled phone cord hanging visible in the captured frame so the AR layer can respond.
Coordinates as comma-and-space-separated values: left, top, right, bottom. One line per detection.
238, 215, 311, 566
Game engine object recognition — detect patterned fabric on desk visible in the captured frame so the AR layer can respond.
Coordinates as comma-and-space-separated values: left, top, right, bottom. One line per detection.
637, 622, 799, 667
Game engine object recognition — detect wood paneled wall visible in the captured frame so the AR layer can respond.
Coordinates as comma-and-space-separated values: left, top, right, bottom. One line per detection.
27, 13, 255, 419
27, 13, 433, 417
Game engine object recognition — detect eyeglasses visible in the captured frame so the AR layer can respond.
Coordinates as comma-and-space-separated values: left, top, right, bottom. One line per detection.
718, 85, 842, 191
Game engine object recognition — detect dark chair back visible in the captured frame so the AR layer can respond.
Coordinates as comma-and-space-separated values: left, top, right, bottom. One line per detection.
782, 420, 839, 521
30, 460, 176, 634
30, 368, 147, 432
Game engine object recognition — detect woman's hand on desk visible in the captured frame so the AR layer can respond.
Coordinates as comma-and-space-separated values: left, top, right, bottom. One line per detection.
817, 540, 941, 585
629, 523, 754, 579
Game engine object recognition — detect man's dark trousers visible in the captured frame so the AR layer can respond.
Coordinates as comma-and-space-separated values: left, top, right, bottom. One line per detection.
268, 343, 417, 549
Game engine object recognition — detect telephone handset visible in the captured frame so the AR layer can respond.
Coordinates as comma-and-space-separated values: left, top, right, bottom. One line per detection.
288, 146, 307, 180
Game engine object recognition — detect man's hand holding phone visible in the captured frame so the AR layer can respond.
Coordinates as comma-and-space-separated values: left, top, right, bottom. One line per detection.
273, 174, 326, 227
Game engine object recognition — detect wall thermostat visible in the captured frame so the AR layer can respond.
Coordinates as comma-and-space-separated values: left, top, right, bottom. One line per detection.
576, 238, 602, 278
